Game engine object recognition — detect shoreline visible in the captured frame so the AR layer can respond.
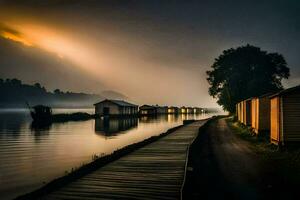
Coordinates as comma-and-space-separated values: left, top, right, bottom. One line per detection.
15, 121, 195, 200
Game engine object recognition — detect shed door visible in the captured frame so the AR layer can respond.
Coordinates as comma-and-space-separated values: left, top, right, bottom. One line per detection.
270, 97, 280, 143
246, 101, 252, 125
103, 107, 110, 115
251, 99, 258, 131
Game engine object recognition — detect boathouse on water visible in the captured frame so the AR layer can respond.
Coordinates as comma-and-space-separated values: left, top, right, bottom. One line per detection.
168, 106, 179, 114
156, 106, 168, 114
94, 99, 138, 116
193, 107, 201, 114
186, 107, 193, 114
139, 105, 157, 115
251, 93, 272, 134
180, 106, 187, 114
270, 85, 300, 145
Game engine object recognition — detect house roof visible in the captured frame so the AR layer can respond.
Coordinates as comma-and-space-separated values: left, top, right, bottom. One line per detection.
269, 85, 300, 98
94, 99, 138, 107
243, 97, 254, 101
238, 92, 279, 102
139, 105, 156, 109
139, 105, 171, 110
258, 92, 277, 98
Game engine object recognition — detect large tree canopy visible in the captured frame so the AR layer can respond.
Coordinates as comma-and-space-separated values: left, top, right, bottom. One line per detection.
207, 44, 290, 113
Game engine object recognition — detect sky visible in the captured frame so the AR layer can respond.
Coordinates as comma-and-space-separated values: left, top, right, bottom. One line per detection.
0, 0, 299, 108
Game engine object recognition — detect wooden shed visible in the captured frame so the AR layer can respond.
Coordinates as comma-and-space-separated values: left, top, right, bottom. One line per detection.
244, 98, 252, 126
238, 98, 252, 126
251, 94, 271, 134
239, 101, 245, 124
236, 102, 242, 122
180, 106, 187, 114
139, 105, 157, 115
168, 106, 179, 114
270, 85, 300, 145
94, 99, 138, 117
193, 107, 201, 114
186, 107, 193, 114
156, 106, 168, 114
239, 102, 242, 122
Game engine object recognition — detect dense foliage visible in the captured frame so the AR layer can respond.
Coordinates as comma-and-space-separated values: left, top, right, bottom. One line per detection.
0, 78, 102, 108
207, 45, 290, 113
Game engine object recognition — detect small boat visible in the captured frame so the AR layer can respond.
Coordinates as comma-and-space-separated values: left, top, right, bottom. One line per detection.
26, 102, 94, 123
29, 105, 53, 122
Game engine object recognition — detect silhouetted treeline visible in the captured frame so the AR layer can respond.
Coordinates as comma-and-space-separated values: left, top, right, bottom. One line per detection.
0, 78, 103, 108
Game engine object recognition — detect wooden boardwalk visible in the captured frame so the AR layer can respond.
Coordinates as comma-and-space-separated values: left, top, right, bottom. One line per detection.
42, 120, 207, 200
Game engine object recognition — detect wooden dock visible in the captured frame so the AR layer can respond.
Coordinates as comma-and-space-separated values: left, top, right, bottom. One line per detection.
42, 120, 207, 200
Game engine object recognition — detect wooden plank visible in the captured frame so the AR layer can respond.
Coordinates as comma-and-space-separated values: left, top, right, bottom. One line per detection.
42, 121, 206, 200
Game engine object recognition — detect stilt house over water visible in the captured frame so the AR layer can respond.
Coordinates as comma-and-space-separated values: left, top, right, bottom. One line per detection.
156, 106, 168, 114
186, 107, 193, 114
180, 106, 187, 114
251, 93, 272, 134
270, 85, 300, 145
94, 99, 138, 117
168, 106, 179, 114
139, 105, 157, 115
193, 107, 202, 114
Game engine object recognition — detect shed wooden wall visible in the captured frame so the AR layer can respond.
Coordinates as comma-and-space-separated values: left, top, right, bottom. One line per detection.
239, 102, 243, 122
245, 100, 252, 126
237, 103, 241, 121
168, 107, 179, 114
258, 96, 271, 132
251, 98, 259, 133
270, 97, 280, 144
95, 102, 120, 115
241, 101, 245, 124
282, 92, 300, 142
180, 107, 187, 114
157, 107, 168, 114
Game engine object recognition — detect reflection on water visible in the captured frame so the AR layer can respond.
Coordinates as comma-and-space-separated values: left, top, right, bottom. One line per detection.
0, 109, 217, 200
95, 117, 138, 136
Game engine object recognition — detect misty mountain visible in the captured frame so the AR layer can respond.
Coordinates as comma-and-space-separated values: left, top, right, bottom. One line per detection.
100, 90, 128, 101
0, 78, 126, 108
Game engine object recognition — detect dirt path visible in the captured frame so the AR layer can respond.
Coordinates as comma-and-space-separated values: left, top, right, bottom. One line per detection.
183, 118, 267, 200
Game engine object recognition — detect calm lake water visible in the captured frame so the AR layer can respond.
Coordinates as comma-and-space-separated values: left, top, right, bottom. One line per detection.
0, 108, 216, 199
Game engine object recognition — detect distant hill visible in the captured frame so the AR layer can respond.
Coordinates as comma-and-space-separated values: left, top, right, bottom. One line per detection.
100, 90, 128, 101
0, 78, 126, 108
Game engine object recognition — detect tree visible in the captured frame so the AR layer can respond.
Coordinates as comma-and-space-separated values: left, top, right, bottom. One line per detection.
207, 44, 290, 113
11, 78, 22, 85
54, 89, 62, 94
34, 83, 42, 88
